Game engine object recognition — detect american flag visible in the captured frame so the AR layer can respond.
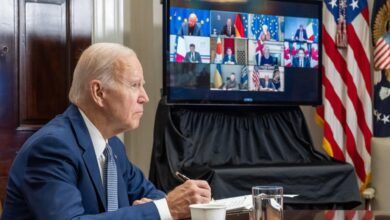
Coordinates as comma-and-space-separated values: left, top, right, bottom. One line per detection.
316, 0, 372, 189
252, 66, 260, 90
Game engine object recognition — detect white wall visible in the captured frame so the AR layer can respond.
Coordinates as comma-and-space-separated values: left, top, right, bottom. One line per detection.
123, 0, 163, 176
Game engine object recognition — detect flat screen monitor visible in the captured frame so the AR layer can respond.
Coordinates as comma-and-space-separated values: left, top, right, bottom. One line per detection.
163, 0, 322, 105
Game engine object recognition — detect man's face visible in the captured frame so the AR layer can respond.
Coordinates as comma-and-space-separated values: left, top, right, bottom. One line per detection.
230, 74, 235, 81
188, 14, 197, 28
264, 47, 270, 56
227, 19, 231, 26
103, 56, 149, 132
227, 48, 232, 55
298, 50, 305, 58
299, 25, 304, 30
190, 46, 195, 52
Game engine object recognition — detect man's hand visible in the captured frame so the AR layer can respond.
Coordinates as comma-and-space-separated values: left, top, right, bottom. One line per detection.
166, 180, 211, 220
132, 198, 153, 205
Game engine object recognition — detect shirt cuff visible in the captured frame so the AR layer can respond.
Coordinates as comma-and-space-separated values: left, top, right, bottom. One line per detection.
153, 198, 173, 220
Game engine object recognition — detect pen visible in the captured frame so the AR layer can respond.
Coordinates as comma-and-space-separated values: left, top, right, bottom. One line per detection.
175, 171, 190, 182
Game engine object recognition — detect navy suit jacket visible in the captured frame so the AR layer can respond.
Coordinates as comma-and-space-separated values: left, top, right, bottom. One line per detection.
222, 55, 236, 64
294, 29, 308, 41
184, 51, 202, 63
2, 105, 165, 220
260, 79, 276, 90
292, 57, 310, 68
220, 25, 235, 37
178, 22, 202, 36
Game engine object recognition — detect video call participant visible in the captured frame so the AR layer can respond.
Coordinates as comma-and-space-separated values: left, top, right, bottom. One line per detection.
224, 73, 238, 90
223, 47, 237, 64
220, 18, 236, 37
184, 43, 202, 63
260, 74, 276, 91
293, 48, 310, 68
257, 46, 275, 67
178, 13, 202, 36
294, 24, 308, 42
272, 68, 281, 90
1, 43, 211, 220
259, 25, 271, 41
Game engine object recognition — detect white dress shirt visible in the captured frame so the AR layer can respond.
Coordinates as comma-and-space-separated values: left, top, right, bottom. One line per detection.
78, 109, 172, 220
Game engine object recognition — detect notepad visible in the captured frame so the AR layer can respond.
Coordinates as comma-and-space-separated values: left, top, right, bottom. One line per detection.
211, 195, 253, 212
210, 194, 299, 213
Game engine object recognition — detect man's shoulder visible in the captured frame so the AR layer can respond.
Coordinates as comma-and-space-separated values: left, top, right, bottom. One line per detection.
39, 114, 74, 139
20, 112, 78, 154
11, 112, 81, 175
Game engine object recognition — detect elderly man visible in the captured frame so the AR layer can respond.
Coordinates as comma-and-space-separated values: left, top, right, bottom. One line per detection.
1, 43, 211, 220
178, 13, 203, 36
220, 18, 235, 37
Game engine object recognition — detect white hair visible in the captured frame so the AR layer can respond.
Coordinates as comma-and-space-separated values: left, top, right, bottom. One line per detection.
68, 43, 136, 104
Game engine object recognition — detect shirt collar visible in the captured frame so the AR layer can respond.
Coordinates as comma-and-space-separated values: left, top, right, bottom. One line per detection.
78, 108, 107, 160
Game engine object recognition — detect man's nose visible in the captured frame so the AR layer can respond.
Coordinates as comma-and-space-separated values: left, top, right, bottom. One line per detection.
139, 87, 149, 104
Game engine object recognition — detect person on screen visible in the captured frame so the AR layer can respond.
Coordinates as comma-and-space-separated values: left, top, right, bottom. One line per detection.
184, 43, 202, 63
223, 47, 236, 64
257, 46, 275, 66
259, 25, 271, 41
294, 24, 308, 42
292, 48, 310, 68
260, 74, 276, 91
178, 13, 203, 36
272, 68, 281, 90
224, 73, 238, 90
220, 18, 236, 38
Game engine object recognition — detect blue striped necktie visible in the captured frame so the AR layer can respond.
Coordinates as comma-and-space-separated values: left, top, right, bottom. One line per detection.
103, 143, 118, 211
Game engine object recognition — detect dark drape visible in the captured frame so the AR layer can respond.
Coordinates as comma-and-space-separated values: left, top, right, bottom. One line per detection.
149, 99, 361, 209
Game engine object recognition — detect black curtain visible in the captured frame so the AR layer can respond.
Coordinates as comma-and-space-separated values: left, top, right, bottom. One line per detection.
149, 99, 361, 209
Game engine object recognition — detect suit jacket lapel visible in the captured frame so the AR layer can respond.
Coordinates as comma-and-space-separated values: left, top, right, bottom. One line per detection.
65, 105, 107, 210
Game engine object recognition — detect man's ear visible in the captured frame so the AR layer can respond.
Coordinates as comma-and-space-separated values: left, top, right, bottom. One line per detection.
90, 80, 105, 107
